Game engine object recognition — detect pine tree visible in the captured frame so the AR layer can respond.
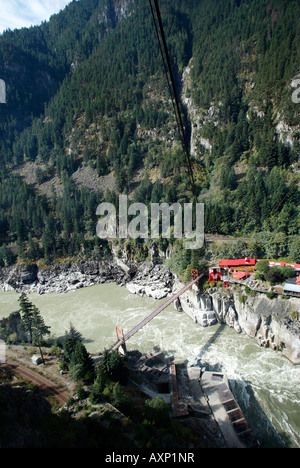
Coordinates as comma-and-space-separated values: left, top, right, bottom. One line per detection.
90, 364, 109, 404
31, 305, 51, 364
68, 340, 95, 383
64, 324, 83, 362
18, 293, 34, 343
32, 305, 51, 343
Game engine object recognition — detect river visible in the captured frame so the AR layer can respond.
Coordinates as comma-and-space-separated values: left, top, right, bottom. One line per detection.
0, 282, 299, 448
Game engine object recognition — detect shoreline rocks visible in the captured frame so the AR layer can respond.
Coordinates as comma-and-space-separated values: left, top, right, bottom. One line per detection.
0, 258, 175, 298
174, 282, 300, 365
0, 257, 299, 364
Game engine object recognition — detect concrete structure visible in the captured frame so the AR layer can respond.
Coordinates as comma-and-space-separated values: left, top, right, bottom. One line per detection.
199, 371, 260, 448
129, 347, 260, 448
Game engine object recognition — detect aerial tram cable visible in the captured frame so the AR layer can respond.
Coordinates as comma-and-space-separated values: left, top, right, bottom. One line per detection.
148, 0, 180, 150
148, 0, 197, 202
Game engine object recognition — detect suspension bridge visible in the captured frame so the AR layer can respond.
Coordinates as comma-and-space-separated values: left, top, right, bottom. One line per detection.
108, 269, 204, 354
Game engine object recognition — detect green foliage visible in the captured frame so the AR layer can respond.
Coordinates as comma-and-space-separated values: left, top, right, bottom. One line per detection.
290, 311, 299, 321
266, 291, 276, 299
90, 365, 109, 404
31, 305, 51, 345
143, 397, 171, 428
99, 350, 128, 384
18, 293, 35, 343
102, 382, 130, 410
255, 260, 269, 274
89, 350, 128, 405
0, 0, 298, 265
264, 266, 292, 285
0, 245, 16, 267
288, 237, 300, 263
244, 286, 257, 297
68, 340, 95, 383
238, 293, 246, 304
62, 324, 95, 383
255, 262, 296, 285
63, 324, 83, 361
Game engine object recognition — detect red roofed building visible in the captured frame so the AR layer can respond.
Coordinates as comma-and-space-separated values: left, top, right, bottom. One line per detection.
232, 271, 251, 280
259, 260, 300, 271
219, 258, 256, 268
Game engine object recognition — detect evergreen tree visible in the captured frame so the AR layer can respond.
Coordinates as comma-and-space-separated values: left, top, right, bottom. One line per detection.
64, 324, 83, 362
68, 340, 95, 383
31, 305, 51, 364
31, 305, 51, 344
18, 294, 50, 351
18, 293, 35, 343
90, 364, 109, 404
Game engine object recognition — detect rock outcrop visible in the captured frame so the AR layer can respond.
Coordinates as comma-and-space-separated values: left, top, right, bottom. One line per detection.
125, 263, 174, 300
0, 257, 174, 299
0, 259, 125, 295
232, 291, 300, 365
174, 282, 300, 365
0, 257, 299, 364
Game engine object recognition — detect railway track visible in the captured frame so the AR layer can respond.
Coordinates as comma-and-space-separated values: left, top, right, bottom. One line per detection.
1, 360, 70, 406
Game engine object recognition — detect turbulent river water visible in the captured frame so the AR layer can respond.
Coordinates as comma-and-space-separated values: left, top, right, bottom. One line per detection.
0, 282, 299, 448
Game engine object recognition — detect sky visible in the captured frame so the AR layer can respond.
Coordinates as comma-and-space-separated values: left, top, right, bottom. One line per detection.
0, 0, 72, 34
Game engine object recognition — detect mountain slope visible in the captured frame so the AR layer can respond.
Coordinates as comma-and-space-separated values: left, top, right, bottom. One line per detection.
0, 0, 299, 268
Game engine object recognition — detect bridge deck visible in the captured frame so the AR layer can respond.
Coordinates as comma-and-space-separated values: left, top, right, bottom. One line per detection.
109, 273, 203, 352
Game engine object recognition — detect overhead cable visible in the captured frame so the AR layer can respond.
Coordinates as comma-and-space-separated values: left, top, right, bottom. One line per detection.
149, 0, 197, 201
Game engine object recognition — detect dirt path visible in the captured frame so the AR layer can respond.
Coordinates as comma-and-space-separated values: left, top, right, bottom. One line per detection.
2, 347, 76, 405
2, 360, 70, 405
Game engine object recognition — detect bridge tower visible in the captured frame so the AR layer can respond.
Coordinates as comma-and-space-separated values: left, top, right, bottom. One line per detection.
191, 269, 198, 281
115, 326, 127, 356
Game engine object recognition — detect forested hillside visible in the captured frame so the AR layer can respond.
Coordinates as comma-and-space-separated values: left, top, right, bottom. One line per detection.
0, 0, 299, 268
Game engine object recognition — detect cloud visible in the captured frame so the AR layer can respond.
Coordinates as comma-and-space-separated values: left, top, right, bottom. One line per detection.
0, 0, 72, 33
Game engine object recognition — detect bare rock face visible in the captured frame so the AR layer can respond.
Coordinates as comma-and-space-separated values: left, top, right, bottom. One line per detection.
173, 280, 217, 328
180, 285, 300, 365
232, 292, 300, 365
125, 263, 174, 300
0, 259, 126, 294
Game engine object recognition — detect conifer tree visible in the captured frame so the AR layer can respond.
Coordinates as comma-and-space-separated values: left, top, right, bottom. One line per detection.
18, 293, 34, 343
68, 340, 95, 383
31, 305, 51, 364
64, 324, 83, 362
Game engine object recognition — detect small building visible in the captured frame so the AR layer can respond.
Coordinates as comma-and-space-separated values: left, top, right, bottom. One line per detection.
209, 267, 221, 283
283, 283, 300, 298
267, 261, 300, 271
219, 258, 256, 268
232, 271, 251, 280
209, 267, 229, 287
31, 355, 42, 365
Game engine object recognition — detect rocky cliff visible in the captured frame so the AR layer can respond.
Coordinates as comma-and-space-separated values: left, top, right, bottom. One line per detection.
0, 257, 299, 364
0, 256, 173, 297
174, 282, 300, 366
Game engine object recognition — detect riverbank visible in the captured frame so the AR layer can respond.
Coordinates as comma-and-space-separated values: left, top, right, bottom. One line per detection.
0, 257, 174, 297
0, 255, 299, 365
1, 278, 300, 447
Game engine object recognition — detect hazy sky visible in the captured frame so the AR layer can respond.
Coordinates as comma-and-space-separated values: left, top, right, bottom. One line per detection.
0, 0, 72, 33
